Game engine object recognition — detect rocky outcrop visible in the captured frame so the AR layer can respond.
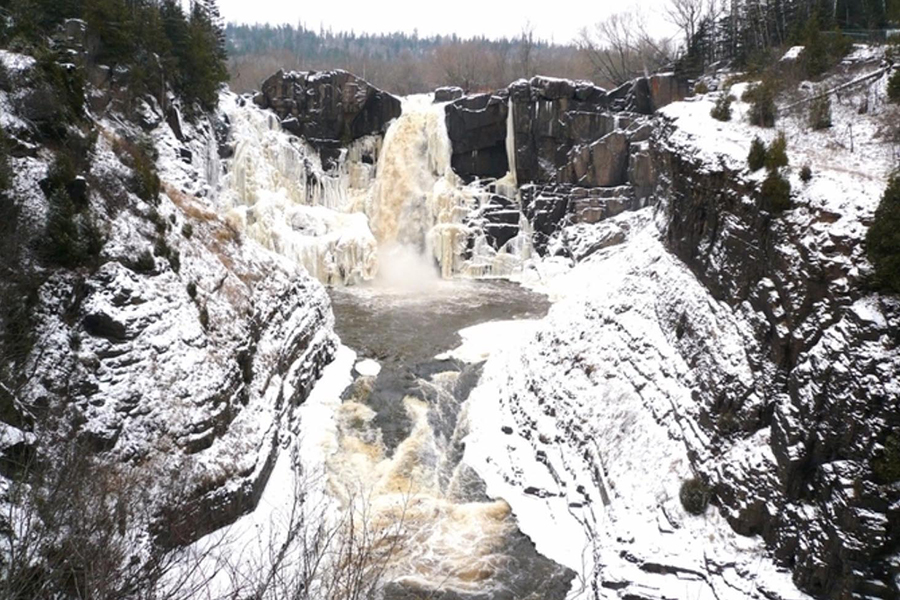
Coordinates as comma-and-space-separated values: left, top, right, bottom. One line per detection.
654, 119, 900, 599
444, 92, 510, 181
254, 69, 402, 167
445, 73, 685, 189
433, 86, 463, 103
508, 76, 615, 185
563, 131, 630, 187
521, 183, 649, 254
0, 49, 338, 557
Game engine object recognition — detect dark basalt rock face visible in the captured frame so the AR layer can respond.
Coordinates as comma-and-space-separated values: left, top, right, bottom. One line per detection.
509, 76, 614, 185
434, 86, 464, 103
655, 121, 900, 599
480, 195, 522, 250
521, 183, 649, 254
444, 74, 686, 186
445, 92, 510, 182
254, 69, 402, 167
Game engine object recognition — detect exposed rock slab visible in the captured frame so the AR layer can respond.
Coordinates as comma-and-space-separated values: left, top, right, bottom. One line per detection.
254, 69, 402, 167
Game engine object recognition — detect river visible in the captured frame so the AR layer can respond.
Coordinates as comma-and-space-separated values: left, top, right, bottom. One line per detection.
325, 279, 574, 599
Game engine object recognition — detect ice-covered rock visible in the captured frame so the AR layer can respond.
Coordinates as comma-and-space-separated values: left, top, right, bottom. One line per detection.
466, 57, 899, 600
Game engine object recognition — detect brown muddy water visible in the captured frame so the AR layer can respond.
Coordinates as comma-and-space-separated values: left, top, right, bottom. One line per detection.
326, 279, 574, 600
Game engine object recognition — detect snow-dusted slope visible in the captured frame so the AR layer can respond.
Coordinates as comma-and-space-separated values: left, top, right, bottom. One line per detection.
465, 218, 804, 600
463, 51, 900, 599
0, 48, 337, 549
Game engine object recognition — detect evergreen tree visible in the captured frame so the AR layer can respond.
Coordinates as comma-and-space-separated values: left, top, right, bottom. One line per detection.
867, 174, 900, 294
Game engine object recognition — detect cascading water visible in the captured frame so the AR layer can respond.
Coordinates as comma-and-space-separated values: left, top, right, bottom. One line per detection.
325, 282, 575, 598
219, 92, 533, 286
204, 90, 574, 598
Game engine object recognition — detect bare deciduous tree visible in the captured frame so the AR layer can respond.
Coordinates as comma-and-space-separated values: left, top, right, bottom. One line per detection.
578, 9, 674, 86
0, 435, 231, 600
435, 41, 486, 93
666, 0, 706, 50
519, 21, 537, 80
189, 457, 415, 600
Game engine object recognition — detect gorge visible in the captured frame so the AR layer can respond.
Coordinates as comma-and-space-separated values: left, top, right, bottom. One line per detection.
1, 18, 898, 600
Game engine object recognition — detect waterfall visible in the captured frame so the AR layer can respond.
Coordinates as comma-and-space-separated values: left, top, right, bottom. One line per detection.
218, 94, 378, 286
218, 92, 532, 286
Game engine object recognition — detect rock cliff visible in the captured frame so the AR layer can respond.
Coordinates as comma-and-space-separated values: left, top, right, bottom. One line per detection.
0, 41, 337, 555
465, 55, 899, 600
253, 69, 402, 167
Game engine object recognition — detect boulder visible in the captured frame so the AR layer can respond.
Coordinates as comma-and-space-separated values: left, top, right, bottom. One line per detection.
434, 86, 464, 103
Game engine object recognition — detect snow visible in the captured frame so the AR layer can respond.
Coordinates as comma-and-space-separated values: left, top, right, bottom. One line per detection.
167, 345, 357, 596
660, 56, 893, 225
435, 319, 541, 363
354, 358, 381, 377
781, 46, 805, 62
463, 216, 808, 600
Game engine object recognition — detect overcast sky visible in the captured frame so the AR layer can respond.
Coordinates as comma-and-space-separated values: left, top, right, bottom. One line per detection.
217, 0, 675, 44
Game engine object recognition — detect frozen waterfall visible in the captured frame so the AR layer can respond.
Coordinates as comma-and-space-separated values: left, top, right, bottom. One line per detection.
218, 92, 532, 286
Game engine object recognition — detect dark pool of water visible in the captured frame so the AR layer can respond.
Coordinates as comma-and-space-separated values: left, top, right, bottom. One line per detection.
329, 279, 551, 367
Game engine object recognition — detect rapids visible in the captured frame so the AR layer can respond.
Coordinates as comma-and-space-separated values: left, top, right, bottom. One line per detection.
217, 87, 572, 597
326, 279, 575, 599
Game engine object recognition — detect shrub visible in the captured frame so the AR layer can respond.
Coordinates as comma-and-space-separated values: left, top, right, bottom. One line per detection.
872, 434, 900, 484
866, 174, 900, 294
679, 478, 711, 515
154, 237, 171, 259
744, 81, 777, 127
800, 164, 813, 183
131, 249, 156, 273
148, 207, 166, 235
765, 132, 789, 171
748, 136, 767, 171
710, 94, 733, 122
889, 69, 900, 104
168, 249, 181, 273
199, 304, 210, 330
43, 190, 103, 268
187, 281, 197, 299
694, 81, 709, 95
182, 222, 194, 238
808, 95, 832, 130
761, 170, 792, 212
115, 136, 161, 204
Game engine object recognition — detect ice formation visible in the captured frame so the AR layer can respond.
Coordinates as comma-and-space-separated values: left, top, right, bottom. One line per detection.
218, 94, 379, 285
218, 92, 533, 286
